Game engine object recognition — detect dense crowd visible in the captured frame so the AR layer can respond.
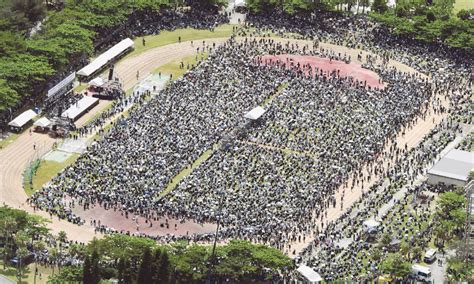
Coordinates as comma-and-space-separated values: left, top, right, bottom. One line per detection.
27, 8, 473, 279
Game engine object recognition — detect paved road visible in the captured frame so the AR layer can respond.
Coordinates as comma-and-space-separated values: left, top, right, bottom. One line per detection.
0, 275, 15, 284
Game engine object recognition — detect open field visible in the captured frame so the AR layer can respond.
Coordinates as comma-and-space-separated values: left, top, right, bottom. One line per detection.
24, 153, 80, 196
128, 24, 236, 58
453, 0, 474, 13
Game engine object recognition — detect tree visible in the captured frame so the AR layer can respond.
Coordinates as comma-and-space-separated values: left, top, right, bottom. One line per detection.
371, 0, 388, 13
380, 253, 411, 280
33, 240, 46, 284
157, 250, 171, 284
47, 265, 82, 284
137, 247, 153, 284
0, 79, 19, 112
83, 255, 93, 284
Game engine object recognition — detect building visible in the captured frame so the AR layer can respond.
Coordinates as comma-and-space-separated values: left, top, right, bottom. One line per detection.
427, 149, 474, 186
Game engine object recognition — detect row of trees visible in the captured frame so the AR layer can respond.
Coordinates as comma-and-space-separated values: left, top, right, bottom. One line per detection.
0, 0, 225, 116
0, 206, 50, 283
245, 0, 473, 51
47, 234, 293, 283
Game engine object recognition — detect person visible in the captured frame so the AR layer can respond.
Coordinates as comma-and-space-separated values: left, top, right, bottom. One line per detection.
142, 37, 146, 46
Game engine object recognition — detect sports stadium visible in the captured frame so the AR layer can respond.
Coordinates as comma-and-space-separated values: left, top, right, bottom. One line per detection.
0, 0, 472, 283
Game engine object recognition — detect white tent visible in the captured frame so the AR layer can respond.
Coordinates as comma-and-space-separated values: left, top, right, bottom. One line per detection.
61, 96, 99, 120
235, 0, 246, 7
77, 38, 134, 77
34, 117, 52, 128
8, 110, 37, 128
89, 77, 105, 87
244, 106, 265, 120
363, 219, 380, 232
297, 265, 323, 283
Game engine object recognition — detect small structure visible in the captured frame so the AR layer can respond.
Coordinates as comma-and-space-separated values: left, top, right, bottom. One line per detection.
33, 117, 53, 133
77, 38, 134, 79
362, 218, 380, 234
235, 0, 246, 7
61, 96, 99, 121
244, 106, 266, 120
8, 109, 37, 132
88, 77, 105, 88
296, 265, 323, 284
427, 149, 474, 186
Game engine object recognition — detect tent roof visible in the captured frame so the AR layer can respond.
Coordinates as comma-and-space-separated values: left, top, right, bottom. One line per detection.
89, 77, 105, 87
363, 219, 380, 228
34, 117, 52, 128
235, 0, 246, 7
77, 38, 134, 77
297, 265, 322, 283
8, 110, 37, 128
244, 106, 265, 120
428, 149, 474, 181
61, 96, 99, 120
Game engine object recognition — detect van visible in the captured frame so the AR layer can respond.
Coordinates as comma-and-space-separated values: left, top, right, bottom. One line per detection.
412, 264, 432, 282
423, 248, 437, 263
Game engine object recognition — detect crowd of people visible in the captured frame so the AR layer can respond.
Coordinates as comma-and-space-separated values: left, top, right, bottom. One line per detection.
27, 6, 473, 280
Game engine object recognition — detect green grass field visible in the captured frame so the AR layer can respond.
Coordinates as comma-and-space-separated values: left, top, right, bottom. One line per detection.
453, 0, 474, 13
0, 133, 18, 150
24, 153, 80, 196
127, 24, 236, 58
153, 52, 209, 80
0, 260, 53, 284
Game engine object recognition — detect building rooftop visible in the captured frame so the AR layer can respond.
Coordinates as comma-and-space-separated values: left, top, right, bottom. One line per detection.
428, 149, 474, 181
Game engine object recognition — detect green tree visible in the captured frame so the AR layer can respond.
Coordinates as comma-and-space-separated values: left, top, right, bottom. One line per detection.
380, 253, 411, 280
47, 265, 82, 284
371, 0, 388, 13
157, 250, 171, 284
137, 247, 153, 284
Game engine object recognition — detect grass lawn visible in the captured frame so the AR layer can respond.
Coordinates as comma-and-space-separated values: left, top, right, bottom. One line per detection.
453, 0, 474, 13
127, 24, 236, 58
158, 145, 217, 199
0, 260, 54, 284
153, 52, 209, 80
0, 133, 18, 150
24, 153, 80, 196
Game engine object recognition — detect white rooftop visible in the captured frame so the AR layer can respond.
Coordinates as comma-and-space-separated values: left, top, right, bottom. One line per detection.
428, 149, 474, 181
244, 106, 265, 120
77, 38, 134, 77
61, 96, 98, 120
34, 117, 52, 128
89, 77, 105, 87
8, 109, 37, 128
297, 265, 322, 283
363, 219, 380, 229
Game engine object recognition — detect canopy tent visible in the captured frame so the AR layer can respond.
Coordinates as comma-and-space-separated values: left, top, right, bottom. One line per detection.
244, 106, 266, 120
297, 265, 323, 283
47, 72, 76, 98
34, 117, 52, 128
8, 110, 37, 128
89, 77, 105, 87
61, 96, 99, 121
77, 38, 134, 77
363, 219, 380, 233
235, 0, 246, 7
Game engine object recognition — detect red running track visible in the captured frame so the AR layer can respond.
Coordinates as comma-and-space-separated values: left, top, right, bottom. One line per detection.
259, 54, 385, 89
